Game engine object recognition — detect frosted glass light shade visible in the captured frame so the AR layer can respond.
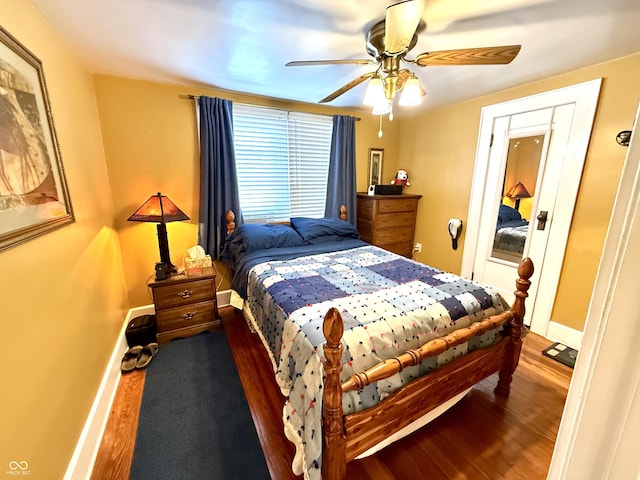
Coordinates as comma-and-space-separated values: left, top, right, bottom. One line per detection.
399, 75, 423, 107
363, 75, 385, 106
372, 100, 392, 115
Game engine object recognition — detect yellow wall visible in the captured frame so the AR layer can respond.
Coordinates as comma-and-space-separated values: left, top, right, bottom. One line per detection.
93, 76, 400, 306
398, 52, 640, 331
4, 3, 637, 474
1, 2, 128, 477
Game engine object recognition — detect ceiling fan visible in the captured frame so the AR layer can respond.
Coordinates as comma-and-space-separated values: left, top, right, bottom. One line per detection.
285, 0, 521, 109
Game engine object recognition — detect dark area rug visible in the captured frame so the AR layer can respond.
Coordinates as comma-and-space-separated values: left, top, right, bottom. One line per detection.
130, 330, 270, 479
542, 342, 578, 368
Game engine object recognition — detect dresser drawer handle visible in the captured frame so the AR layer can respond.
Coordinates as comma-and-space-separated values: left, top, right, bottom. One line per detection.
181, 312, 196, 320
177, 289, 194, 298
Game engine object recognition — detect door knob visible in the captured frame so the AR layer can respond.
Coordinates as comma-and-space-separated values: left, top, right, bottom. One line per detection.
536, 211, 548, 230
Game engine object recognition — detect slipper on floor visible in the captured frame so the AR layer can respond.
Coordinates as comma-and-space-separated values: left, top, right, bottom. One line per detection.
136, 342, 159, 369
121, 345, 143, 373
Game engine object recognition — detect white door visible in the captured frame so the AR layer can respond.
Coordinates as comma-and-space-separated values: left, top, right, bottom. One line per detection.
462, 79, 601, 339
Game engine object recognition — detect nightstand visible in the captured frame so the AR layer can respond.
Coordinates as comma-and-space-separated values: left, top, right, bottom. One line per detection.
149, 266, 221, 343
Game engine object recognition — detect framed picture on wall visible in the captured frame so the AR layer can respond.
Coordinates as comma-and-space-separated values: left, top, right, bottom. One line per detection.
0, 26, 74, 253
368, 148, 384, 185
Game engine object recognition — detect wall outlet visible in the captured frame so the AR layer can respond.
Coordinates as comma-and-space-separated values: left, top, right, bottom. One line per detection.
413, 242, 422, 253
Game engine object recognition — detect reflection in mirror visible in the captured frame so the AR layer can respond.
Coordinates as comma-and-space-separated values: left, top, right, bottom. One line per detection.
491, 135, 544, 263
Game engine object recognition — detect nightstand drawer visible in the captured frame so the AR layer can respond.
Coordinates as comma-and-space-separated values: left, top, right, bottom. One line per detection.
156, 301, 216, 332
152, 278, 214, 309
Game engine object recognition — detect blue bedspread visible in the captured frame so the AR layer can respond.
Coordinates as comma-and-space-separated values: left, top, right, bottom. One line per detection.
241, 244, 507, 480
231, 239, 367, 297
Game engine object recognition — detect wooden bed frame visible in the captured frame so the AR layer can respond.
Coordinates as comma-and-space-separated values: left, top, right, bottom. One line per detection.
224, 207, 534, 480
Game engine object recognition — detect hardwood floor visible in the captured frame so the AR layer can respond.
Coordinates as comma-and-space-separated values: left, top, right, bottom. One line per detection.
92, 306, 572, 479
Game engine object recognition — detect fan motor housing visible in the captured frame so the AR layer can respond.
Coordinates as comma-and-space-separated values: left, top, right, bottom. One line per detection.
366, 19, 418, 60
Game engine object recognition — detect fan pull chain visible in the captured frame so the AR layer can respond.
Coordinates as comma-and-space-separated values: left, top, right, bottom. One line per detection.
378, 115, 383, 138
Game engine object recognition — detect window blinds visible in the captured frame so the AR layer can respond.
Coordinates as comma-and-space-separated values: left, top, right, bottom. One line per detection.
232, 104, 332, 223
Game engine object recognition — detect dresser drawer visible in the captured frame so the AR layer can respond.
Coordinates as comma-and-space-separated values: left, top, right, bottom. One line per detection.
375, 211, 415, 228
377, 198, 419, 213
381, 241, 413, 258
373, 226, 414, 244
156, 301, 217, 332
152, 278, 214, 309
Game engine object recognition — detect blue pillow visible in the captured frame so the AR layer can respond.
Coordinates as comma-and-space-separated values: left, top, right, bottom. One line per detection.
290, 217, 360, 244
497, 204, 522, 224
220, 223, 305, 266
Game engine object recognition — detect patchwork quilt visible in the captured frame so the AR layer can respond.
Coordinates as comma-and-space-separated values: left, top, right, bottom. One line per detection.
493, 223, 529, 254
245, 245, 506, 480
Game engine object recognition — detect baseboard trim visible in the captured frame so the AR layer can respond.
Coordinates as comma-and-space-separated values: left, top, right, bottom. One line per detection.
546, 321, 583, 351
64, 305, 155, 480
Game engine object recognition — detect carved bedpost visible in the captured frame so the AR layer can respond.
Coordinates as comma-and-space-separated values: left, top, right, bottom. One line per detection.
322, 307, 346, 480
339, 205, 347, 221
225, 210, 236, 235
495, 257, 534, 397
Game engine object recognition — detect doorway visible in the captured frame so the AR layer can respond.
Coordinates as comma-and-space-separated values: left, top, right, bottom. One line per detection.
462, 79, 601, 341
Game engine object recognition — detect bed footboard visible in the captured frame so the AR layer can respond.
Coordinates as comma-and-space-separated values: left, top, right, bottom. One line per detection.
321, 257, 534, 480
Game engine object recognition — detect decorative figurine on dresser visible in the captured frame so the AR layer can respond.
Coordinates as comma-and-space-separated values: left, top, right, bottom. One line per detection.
356, 192, 422, 258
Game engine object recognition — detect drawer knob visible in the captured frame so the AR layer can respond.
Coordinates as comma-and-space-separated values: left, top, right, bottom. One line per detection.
177, 289, 194, 298
181, 312, 196, 320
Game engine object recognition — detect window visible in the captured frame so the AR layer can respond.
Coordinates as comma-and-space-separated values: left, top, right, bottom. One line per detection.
232, 104, 333, 223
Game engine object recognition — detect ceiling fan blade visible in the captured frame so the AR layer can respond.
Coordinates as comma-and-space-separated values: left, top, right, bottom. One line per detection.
384, 0, 426, 55
286, 59, 375, 67
414, 45, 521, 66
395, 69, 411, 91
319, 72, 375, 103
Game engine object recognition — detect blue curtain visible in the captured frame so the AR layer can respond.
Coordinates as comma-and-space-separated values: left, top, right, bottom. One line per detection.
197, 96, 242, 259
325, 115, 357, 224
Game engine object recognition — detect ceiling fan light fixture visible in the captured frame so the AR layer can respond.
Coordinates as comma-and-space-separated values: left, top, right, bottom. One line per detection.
398, 74, 423, 107
372, 99, 392, 116
363, 75, 385, 106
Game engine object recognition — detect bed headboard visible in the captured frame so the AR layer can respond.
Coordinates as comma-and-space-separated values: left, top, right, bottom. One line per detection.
224, 205, 348, 235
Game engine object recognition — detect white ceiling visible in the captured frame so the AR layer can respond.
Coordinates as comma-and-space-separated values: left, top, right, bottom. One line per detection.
31, 0, 640, 114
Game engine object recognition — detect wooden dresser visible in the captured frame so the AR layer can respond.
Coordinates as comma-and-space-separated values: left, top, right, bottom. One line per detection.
357, 193, 422, 258
149, 267, 221, 343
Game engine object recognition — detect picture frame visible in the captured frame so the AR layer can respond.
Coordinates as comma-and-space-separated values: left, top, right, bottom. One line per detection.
368, 148, 384, 185
0, 26, 74, 253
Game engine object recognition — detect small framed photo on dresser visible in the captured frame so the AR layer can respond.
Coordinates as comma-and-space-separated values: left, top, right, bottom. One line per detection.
368, 148, 384, 185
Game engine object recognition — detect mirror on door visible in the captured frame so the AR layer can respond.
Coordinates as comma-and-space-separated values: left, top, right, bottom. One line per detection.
491, 135, 544, 263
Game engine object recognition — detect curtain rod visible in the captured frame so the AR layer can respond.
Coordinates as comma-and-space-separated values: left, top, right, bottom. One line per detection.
186, 95, 361, 121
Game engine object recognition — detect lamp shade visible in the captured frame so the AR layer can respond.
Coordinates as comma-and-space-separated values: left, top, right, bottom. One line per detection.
128, 192, 189, 223
398, 74, 423, 107
372, 99, 393, 116
363, 75, 385, 107
507, 182, 531, 199
127, 192, 189, 276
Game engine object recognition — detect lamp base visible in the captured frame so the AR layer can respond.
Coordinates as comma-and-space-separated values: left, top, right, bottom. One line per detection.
156, 222, 178, 276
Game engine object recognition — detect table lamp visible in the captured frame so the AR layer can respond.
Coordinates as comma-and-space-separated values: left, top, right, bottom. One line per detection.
128, 192, 189, 278
507, 181, 531, 211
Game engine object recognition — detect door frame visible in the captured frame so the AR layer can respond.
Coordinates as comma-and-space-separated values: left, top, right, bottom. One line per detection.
461, 78, 602, 342
548, 101, 640, 480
